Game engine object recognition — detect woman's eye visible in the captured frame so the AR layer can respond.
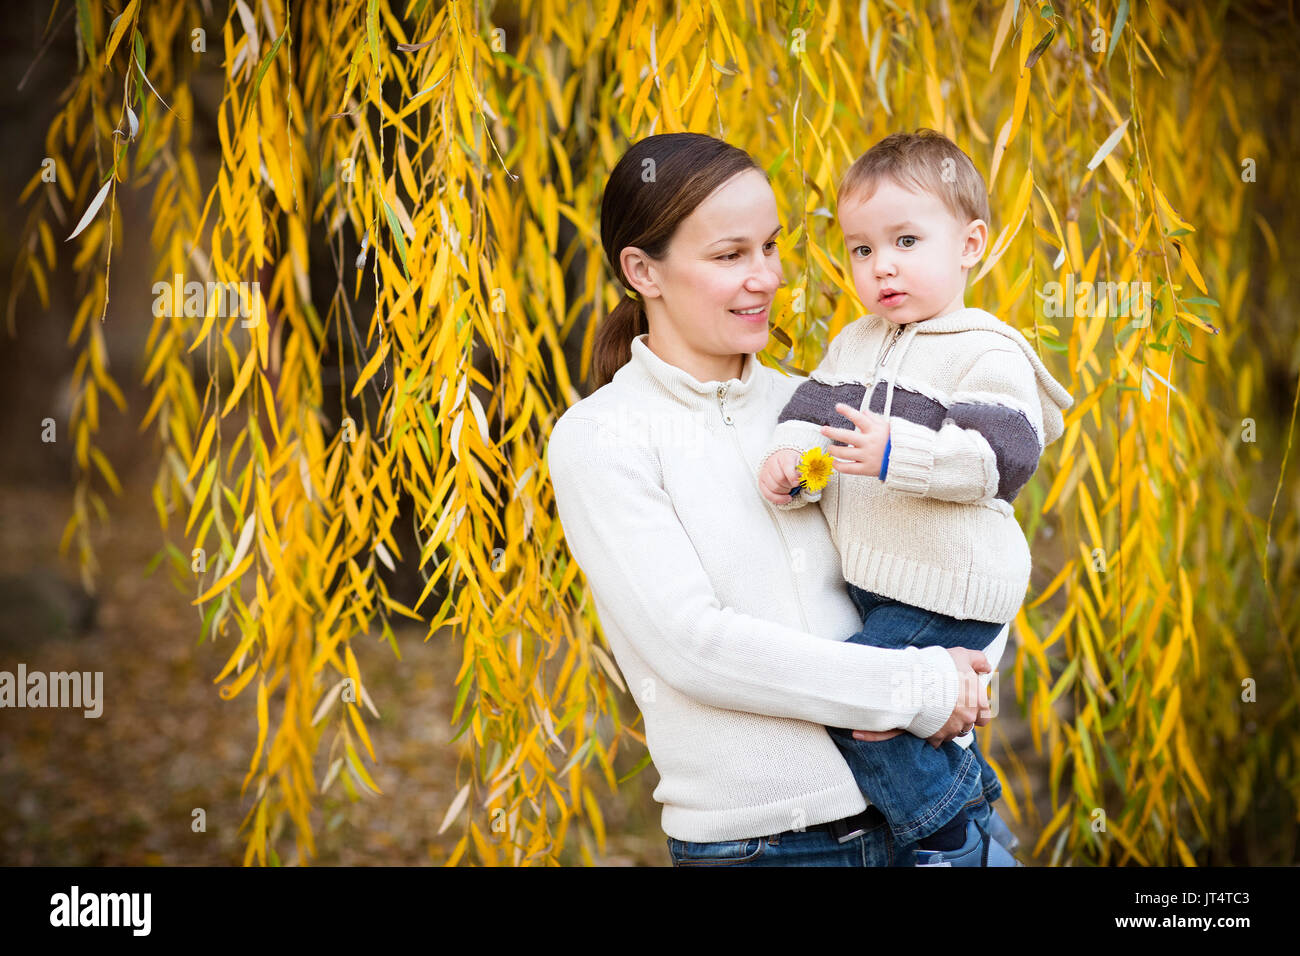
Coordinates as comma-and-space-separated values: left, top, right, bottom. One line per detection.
718, 252, 739, 260
763, 240, 778, 253
898, 236, 918, 248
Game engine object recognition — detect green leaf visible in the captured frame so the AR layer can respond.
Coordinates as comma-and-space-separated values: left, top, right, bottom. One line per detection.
1106, 0, 1129, 68
382, 198, 410, 278
251, 32, 285, 102
77, 0, 96, 61
615, 750, 653, 784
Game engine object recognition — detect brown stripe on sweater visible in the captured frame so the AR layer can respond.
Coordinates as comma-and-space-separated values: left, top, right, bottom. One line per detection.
777, 381, 867, 442
947, 402, 1040, 502
778, 379, 1040, 501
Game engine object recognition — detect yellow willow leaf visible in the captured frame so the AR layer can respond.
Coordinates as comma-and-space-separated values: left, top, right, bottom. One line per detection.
243, 676, 270, 789
1097, 154, 1136, 210
193, 551, 255, 606
988, 0, 1016, 72
348, 701, 377, 762
381, 594, 424, 622
1152, 625, 1183, 694
1175, 728, 1211, 802
1150, 685, 1182, 758
185, 460, 218, 536
344, 644, 363, 700
1178, 566, 1196, 662
1176, 310, 1218, 335
1007, 26, 1034, 142
1032, 800, 1072, 858
438, 782, 471, 835
1033, 184, 1066, 252
1076, 307, 1107, 374
351, 338, 390, 398
346, 739, 383, 794
1174, 241, 1210, 295
1028, 559, 1076, 609
102, 2, 138, 68
218, 661, 259, 701
1065, 221, 1084, 273
708, 0, 740, 63
90, 448, 122, 495
259, 372, 281, 446
1153, 182, 1195, 234
582, 785, 607, 853
972, 167, 1032, 283
659, 4, 699, 67
222, 349, 258, 417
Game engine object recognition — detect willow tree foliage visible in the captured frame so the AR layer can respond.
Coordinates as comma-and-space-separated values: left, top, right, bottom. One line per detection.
11, 0, 1297, 865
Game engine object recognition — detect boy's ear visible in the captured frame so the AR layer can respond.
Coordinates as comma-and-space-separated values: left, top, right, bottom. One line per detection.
961, 219, 989, 268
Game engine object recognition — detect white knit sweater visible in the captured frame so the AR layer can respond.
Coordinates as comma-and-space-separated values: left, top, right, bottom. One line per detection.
759, 308, 1075, 624
546, 333, 984, 843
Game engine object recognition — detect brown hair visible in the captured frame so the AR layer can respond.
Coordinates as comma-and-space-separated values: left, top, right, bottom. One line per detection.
836, 128, 991, 228
590, 133, 762, 390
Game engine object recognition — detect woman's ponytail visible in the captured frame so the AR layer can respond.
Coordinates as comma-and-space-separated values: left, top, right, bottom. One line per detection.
590, 294, 646, 391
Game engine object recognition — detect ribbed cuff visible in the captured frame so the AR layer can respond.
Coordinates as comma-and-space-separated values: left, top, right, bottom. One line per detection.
881, 417, 935, 496
904, 646, 961, 739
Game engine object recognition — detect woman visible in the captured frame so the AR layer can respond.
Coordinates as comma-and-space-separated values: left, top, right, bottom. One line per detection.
546, 132, 1014, 866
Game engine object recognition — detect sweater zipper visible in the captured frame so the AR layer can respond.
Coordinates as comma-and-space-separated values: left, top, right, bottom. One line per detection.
716, 383, 811, 634
874, 323, 904, 383
839, 322, 905, 530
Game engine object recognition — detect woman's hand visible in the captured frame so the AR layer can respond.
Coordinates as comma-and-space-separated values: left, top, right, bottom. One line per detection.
850, 646, 991, 747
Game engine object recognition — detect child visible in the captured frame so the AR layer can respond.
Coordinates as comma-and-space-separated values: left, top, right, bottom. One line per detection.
756, 129, 1074, 866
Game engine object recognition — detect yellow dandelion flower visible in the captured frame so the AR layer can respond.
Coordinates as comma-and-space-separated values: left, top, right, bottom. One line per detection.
797, 446, 834, 494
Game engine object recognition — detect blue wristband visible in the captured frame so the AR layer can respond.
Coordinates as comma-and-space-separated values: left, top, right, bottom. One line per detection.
879, 435, 891, 480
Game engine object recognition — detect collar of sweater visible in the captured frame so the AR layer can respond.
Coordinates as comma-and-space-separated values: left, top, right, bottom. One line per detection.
621, 333, 762, 412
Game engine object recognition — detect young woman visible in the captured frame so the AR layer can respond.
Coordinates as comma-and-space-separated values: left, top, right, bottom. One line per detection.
546, 132, 1013, 866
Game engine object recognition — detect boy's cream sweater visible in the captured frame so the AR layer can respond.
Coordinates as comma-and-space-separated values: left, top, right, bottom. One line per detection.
759, 307, 1074, 624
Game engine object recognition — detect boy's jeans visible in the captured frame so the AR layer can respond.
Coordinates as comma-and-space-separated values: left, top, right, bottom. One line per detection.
826, 584, 1004, 846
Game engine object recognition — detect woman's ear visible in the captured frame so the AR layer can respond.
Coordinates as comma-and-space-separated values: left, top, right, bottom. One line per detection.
620, 246, 661, 300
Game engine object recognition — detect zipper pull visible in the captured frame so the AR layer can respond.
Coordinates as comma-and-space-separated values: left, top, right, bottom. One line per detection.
716, 384, 734, 425
879, 324, 903, 367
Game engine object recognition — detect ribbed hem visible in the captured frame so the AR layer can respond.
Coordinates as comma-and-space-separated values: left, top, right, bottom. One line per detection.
660, 779, 868, 843
881, 417, 934, 496
844, 541, 1025, 624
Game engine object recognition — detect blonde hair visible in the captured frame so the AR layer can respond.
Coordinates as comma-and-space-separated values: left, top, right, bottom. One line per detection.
837, 128, 991, 228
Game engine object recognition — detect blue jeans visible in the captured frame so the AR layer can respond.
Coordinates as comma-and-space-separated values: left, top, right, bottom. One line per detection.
665, 793, 999, 866
826, 585, 1005, 846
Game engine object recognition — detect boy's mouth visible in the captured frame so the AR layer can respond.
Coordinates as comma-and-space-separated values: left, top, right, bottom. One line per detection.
878, 290, 907, 306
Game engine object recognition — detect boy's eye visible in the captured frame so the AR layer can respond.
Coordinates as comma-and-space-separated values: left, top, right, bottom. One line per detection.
853, 245, 870, 257
898, 235, 918, 248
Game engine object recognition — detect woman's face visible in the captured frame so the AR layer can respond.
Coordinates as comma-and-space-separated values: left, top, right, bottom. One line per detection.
622, 168, 785, 381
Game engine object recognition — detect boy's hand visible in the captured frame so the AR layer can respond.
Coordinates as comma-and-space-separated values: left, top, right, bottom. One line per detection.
820, 403, 890, 478
758, 449, 804, 505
